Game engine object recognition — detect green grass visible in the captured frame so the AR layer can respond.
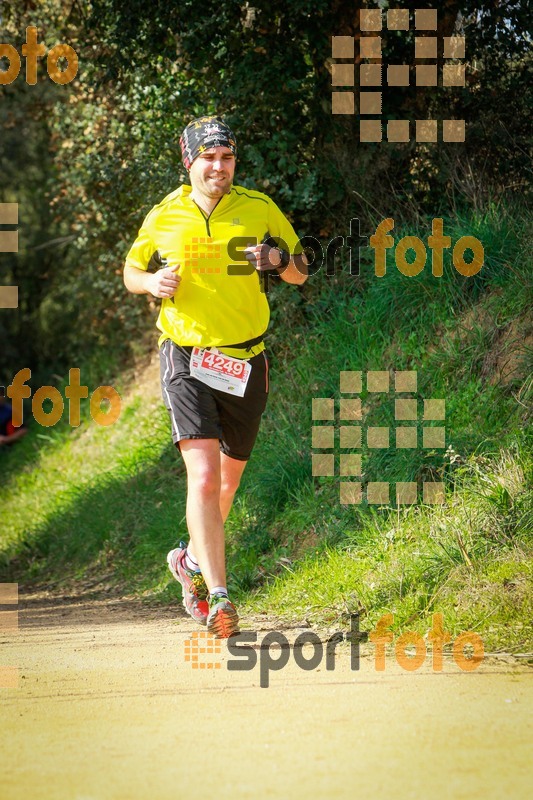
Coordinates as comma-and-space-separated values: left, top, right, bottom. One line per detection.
1, 204, 532, 652
243, 441, 532, 652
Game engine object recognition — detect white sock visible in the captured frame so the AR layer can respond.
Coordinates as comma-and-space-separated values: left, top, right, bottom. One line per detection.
184, 549, 200, 571
210, 586, 228, 597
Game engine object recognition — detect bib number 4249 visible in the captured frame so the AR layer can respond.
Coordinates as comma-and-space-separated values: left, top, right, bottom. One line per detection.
202, 352, 246, 376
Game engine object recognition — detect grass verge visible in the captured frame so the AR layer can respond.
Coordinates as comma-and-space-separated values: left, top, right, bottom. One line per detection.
1, 205, 531, 653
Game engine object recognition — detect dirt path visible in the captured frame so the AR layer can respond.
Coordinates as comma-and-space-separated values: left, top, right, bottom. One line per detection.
1, 593, 531, 800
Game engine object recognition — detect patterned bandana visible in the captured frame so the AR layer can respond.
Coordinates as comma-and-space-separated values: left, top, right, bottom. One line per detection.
180, 116, 237, 170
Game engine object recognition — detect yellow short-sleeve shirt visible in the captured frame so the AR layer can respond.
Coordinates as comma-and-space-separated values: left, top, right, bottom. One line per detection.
125, 184, 303, 355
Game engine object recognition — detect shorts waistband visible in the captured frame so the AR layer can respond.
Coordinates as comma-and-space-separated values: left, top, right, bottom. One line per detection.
160, 338, 265, 360
221, 334, 264, 351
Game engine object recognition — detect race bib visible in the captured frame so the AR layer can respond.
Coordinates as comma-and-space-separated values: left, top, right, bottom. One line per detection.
190, 348, 252, 397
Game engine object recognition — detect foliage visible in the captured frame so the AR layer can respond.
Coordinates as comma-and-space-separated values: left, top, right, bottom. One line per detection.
0, 1, 531, 379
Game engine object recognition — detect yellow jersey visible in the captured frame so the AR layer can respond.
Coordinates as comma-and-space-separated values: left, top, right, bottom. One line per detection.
125, 183, 303, 357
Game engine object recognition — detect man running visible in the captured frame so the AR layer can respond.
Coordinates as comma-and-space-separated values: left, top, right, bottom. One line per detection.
123, 116, 307, 637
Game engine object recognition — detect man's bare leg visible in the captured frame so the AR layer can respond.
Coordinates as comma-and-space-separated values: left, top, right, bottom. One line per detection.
179, 440, 247, 592
179, 438, 225, 591
219, 451, 248, 522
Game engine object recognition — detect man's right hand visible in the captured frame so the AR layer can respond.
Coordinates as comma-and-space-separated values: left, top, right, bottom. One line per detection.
147, 264, 181, 299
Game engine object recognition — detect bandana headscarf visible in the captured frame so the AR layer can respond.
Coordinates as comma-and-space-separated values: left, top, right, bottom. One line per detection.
180, 116, 237, 170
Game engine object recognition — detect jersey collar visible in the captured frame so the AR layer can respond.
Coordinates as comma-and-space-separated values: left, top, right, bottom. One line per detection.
180, 183, 234, 214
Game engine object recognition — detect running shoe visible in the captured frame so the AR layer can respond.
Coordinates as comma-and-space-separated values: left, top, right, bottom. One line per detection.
167, 542, 209, 625
207, 592, 240, 638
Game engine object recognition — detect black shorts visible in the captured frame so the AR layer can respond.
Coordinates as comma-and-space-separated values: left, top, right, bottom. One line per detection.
159, 339, 269, 461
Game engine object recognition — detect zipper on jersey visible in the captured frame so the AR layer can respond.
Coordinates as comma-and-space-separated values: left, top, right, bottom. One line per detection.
193, 197, 223, 236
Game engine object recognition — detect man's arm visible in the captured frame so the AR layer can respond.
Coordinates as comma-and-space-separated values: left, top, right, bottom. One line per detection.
276, 252, 308, 285
244, 245, 308, 285
123, 263, 181, 298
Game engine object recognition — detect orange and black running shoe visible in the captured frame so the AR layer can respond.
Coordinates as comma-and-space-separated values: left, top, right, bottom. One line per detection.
207, 592, 240, 638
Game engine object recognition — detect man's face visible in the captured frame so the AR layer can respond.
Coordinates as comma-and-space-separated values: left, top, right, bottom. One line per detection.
188, 146, 236, 199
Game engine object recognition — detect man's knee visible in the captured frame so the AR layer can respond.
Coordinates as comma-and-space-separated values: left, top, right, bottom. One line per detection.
180, 439, 221, 497
221, 474, 241, 498
188, 465, 221, 497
